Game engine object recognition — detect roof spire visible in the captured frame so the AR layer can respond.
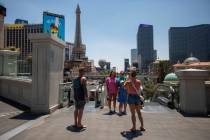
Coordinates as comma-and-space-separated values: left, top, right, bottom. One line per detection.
76, 4, 81, 14
74, 4, 82, 47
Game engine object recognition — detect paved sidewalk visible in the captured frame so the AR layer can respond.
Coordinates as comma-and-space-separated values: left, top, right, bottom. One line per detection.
0, 97, 31, 135
4, 102, 210, 140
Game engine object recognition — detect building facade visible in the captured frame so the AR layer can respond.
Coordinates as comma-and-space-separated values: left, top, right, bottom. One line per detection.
137, 24, 154, 73
65, 42, 74, 61
169, 24, 210, 64
4, 23, 43, 74
153, 49, 157, 61
124, 58, 129, 72
131, 48, 137, 67
106, 62, 111, 70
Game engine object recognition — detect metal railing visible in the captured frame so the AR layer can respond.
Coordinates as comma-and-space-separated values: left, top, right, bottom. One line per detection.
59, 82, 72, 107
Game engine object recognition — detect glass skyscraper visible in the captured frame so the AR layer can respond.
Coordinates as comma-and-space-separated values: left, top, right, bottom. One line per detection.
137, 24, 154, 73
124, 58, 129, 72
169, 24, 210, 64
131, 48, 137, 66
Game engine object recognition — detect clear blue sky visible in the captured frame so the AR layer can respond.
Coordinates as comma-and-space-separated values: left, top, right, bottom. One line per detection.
1, 0, 210, 71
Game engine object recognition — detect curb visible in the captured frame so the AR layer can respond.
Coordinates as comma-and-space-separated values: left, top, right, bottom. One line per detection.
0, 114, 49, 140
0, 105, 75, 140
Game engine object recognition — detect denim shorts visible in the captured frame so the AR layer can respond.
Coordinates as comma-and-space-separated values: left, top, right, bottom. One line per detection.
127, 94, 143, 105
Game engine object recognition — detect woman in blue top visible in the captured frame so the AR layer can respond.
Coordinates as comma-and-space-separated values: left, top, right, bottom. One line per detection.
117, 71, 127, 115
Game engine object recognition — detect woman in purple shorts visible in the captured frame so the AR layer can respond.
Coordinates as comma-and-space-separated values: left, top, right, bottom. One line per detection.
106, 71, 118, 114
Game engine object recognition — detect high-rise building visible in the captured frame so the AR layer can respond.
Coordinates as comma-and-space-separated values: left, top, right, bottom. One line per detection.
0, 5, 6, 48
137, 24, 154, 72
4, 23, 43, 73
124, 58, 129, 72
169, 24, 210, 64
132, 62, 138, 69
106, 62, 111, 70
131, 48, 137, 66
153, 49, 157, 61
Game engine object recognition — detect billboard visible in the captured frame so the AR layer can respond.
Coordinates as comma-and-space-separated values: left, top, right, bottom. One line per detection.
43, 12, 65, 40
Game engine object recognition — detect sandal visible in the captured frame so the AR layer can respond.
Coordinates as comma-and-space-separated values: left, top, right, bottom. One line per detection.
129, 128, 136, 132
72, 124, 77, 128
140, 127, 146, 131
77, 125, 87, 129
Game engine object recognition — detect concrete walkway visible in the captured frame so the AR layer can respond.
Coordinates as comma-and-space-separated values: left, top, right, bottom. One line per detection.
0, 97, 30, 135
2, 102, 210, 140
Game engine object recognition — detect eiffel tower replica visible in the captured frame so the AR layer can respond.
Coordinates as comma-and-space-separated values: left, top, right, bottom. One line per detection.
69, 4, 91, 74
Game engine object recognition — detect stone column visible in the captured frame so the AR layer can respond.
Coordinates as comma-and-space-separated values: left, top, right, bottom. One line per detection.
29, 33, 65, 114
176, 69, 210, 115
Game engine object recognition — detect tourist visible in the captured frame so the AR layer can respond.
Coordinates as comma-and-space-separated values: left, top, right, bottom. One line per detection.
106, 70, 118, 114
73, 67, 88, 128
124, 67, 145, 131
117, 71, 127, 115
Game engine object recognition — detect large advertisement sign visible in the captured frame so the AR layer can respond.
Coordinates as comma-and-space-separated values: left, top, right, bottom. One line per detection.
43, 12, 65, 40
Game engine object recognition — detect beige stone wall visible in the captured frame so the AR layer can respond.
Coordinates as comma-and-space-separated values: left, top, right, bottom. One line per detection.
0, 76, 32, 107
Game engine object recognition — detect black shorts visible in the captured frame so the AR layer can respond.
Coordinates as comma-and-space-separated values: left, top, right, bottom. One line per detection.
75, 100, 86, 109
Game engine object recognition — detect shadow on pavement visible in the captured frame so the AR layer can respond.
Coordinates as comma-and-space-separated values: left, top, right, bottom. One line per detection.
179, 111, 210, 118
66, 125, 86, 132
0, 96, 30, 111
116, 112, 127, 117
103, 112, 114, 115
103, 111, 117, 115
120, 130, 142, 140
10, 112, 41, 120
